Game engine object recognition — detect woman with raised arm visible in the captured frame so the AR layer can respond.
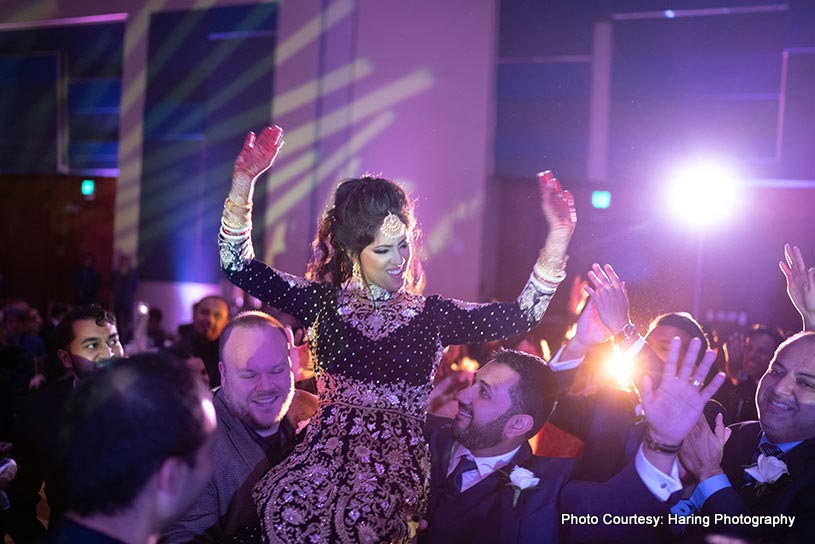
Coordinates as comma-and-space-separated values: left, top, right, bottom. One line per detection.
219, 125, 576, 544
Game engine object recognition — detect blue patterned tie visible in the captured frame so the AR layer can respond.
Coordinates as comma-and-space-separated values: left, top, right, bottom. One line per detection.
446, 456, 477, 492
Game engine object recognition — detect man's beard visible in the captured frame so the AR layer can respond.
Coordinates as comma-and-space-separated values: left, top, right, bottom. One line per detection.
223, 385, 293, 433
452, 409, 513, 451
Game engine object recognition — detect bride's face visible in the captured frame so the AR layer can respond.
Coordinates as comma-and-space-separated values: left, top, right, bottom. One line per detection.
359, 230, 410, 292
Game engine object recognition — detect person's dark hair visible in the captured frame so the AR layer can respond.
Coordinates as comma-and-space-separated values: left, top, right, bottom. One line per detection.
306, 176, 425, 293
489, 348, 559, 439
747, 323, 786, 348
53, 305, 117, 352
648, 312, 709, 363
218, 311, 289, 363
60, 353, 212, 516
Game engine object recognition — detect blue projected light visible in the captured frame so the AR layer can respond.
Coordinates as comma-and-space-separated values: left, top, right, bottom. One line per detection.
81, 179, 96, 196
591, 190, 611, 209
664, 10, 676, 18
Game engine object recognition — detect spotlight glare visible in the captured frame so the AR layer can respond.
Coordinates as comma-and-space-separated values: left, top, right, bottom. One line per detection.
666, 160, 741, 229
605, 345, 636, 392
664, 9, 676, 18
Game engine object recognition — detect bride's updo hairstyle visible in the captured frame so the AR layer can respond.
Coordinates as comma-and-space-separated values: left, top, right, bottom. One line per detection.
306, 176, 425, 294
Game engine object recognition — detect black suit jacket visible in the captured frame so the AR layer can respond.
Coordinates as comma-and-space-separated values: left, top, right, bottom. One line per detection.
699, 421, 815, 542
421, 414, 572, 544
422, 415, 669, 543
10, 375, 74, 531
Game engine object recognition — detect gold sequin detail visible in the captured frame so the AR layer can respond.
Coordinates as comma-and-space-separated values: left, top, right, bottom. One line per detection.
336, 290, 425, 341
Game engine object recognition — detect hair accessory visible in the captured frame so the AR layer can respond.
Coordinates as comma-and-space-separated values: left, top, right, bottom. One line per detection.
379, 211, 407, 240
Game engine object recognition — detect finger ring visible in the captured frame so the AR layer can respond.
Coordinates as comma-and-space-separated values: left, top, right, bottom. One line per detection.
690, 378, 704, 388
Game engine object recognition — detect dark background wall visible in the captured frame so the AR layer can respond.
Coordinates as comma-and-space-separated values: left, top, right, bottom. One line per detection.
487, 0, 815, 334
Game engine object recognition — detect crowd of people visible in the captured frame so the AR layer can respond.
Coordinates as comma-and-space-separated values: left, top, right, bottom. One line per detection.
1, 123, 813, 543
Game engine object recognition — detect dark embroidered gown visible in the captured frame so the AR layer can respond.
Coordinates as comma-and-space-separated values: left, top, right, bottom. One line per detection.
219, 235, 557, 544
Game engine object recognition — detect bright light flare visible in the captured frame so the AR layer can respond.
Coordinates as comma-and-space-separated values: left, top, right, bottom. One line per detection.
539, 339, 552, 361
451, 356, 479, 374
665, 160, 742, 229
605, 345, 636, 392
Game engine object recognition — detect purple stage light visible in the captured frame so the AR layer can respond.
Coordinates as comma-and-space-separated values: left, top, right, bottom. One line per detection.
665, 159, 742, 229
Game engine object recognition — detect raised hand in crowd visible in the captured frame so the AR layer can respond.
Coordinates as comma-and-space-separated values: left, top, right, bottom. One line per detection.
584, 263, 631, 336
678, 412, 732, 484
560, 298, 610, 361
639, 337, 726, 472
567, 274, 588, 316
779, 243, 815, 331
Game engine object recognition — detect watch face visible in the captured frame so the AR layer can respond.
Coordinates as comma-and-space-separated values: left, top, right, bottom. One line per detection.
615, 323, 637, 343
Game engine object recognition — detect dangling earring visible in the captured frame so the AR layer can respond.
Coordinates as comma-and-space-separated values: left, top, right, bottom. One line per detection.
352, 258, 363, 283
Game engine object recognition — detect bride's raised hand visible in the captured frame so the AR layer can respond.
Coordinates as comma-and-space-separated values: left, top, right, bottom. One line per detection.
230, 125, 285, 205
538, 170, 576, 244
538, 170, 577, 253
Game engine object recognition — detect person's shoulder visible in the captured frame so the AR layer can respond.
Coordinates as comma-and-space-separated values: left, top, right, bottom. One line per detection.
30, 376, 73, 407
526, 455, 575, 481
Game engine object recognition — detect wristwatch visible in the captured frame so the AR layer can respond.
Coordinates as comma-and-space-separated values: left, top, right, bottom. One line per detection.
613, 322, 639, 346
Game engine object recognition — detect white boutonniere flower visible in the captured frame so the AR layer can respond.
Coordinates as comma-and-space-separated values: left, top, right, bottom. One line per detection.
507, 466, 540, 507
744, 454, 789, 496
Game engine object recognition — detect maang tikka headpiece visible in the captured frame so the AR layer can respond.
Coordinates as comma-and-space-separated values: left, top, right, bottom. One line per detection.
379, 211, 407, 240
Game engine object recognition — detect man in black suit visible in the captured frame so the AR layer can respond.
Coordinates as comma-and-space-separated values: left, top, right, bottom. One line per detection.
421, 341, 725, 543
678, 331, 815, 542
8, 304, 124, 538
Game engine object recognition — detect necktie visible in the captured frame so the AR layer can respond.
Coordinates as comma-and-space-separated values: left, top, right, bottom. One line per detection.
445, 456, 477, 492
752, 441, 783, 464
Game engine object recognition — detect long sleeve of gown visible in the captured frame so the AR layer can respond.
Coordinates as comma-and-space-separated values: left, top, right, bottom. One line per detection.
219, 233, 330, 327
429, 273, 560, 346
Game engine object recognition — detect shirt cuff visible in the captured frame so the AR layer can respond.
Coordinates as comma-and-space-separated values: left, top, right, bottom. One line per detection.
635, 444, 682, 502
623, 337, 646, 358
690, 473, 732, 509
548, 346, 585, 372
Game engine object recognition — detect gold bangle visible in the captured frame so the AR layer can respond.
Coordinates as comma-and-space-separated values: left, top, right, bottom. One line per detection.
533, 261, 567, 282
224, 197, 252, 213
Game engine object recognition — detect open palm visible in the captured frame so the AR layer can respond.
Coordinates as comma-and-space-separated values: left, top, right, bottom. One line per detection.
640, 337, 726, 445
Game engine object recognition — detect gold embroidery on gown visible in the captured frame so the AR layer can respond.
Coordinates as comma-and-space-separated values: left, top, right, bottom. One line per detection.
254, 372, 431, 544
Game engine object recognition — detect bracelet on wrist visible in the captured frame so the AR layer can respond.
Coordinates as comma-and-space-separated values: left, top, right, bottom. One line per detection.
643, 427, 682, 455
533, 261, 567, 282
529, 270, 561, 293
225, 197, 252, 212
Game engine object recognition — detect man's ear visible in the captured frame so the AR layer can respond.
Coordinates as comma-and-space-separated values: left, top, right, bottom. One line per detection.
218, 361, 226, 385
57, 349, 73, 370
156, 456, 188, 496
504, 413, 534, 439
